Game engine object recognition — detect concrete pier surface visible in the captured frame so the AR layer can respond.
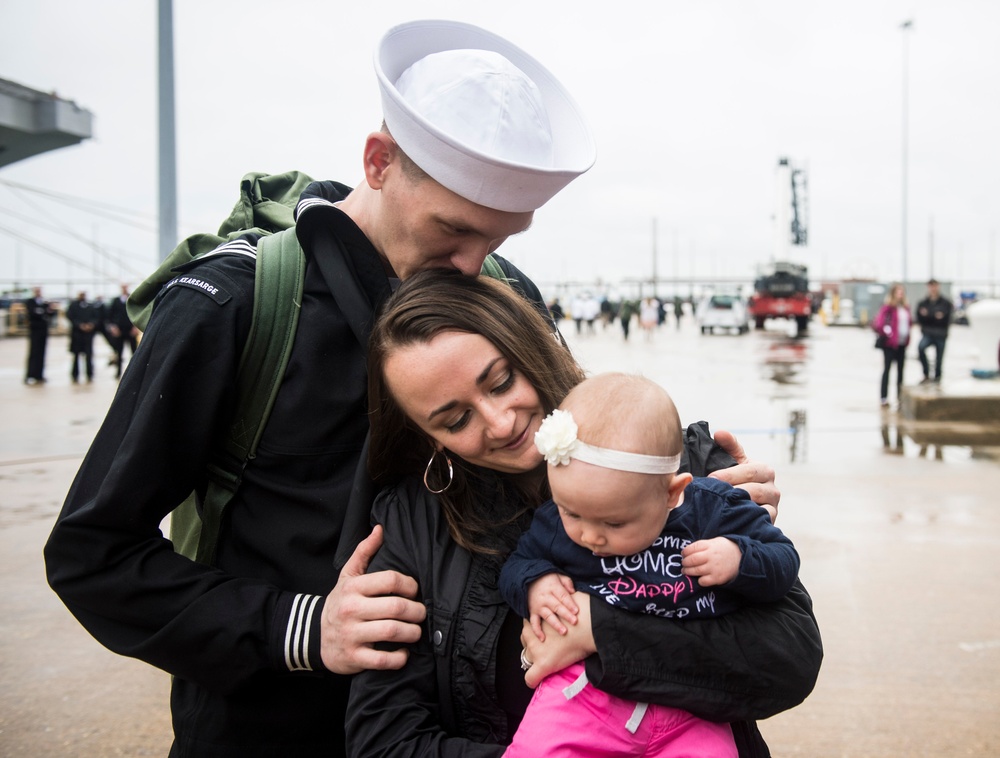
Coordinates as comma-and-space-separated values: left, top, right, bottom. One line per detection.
1, 316, 998, 756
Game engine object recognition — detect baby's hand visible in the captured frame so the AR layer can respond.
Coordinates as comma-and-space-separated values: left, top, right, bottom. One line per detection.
527, 574, 578, 641
681, 537, 741, 587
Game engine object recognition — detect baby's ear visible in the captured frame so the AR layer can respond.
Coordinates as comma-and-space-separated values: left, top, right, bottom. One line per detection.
668, 472, 694, 503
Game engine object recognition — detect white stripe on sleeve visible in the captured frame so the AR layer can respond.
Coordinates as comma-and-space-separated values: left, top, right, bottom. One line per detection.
284, 593, 322, 672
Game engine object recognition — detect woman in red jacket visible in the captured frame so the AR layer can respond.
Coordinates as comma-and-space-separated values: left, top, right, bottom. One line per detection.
873, 283, 913, 407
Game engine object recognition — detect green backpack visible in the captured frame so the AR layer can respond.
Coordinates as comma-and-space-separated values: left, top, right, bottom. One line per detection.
128, 171, 313, 563
129, 170, 511, 565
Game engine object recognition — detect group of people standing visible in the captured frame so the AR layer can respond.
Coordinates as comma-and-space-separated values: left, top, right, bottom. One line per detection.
555, 294, 686, 342
872, 278, 955, 407
22, 284, 138, 385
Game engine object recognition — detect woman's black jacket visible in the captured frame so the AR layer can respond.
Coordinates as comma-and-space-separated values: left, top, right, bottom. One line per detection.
346, 422, 822, 757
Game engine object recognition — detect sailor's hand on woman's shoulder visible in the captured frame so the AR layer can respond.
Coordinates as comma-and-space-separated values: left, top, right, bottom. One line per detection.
320, 525, 426, 674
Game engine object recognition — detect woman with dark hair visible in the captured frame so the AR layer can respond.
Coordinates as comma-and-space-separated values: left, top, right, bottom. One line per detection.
349, 269, 822, 757
367, 272, 586, 554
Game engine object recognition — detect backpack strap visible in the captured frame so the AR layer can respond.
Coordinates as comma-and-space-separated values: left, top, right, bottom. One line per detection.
302, 225, 380, 574
194, 228, 306, 564
231, 228, 306, 459
309, 225, 375, 351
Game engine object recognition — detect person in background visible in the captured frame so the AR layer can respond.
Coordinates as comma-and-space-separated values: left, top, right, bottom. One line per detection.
618, 299, 638, 341
582, 292, 600, 334
915, 278, 954, 385
600, 296, 615, 329
106, 283, 139, 379
23, 286, 56, 385
570, 292, 586, 335
639, 296, 660, 340
92, 295, 115, 356
547, 297, 564, 324
872, 283, 912, 408
500, 372, 800, 757
66, 291, 99, 384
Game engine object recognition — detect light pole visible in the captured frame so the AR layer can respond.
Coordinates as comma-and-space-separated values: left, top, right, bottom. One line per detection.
158, 0, 178, 263
900, 19, 913, 285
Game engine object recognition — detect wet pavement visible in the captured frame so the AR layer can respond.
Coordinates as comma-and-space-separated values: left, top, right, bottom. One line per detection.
1, 316, 999, 756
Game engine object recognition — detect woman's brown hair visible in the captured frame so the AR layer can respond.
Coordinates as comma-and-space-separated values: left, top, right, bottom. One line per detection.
885, 283, 909, 307
368, 269, 585, 552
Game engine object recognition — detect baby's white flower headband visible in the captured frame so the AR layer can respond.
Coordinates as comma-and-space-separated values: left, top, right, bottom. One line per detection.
534, 409, 681, 475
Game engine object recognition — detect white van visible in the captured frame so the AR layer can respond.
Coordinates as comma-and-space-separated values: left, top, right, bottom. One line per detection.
696, 294, 750, 335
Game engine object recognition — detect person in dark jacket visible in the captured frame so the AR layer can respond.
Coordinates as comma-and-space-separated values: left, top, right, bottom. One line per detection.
915, 278, 954, 384
547, 297, 564, 323
66, 291, 98, 383
92, 295, 113, 354
348, 270, 821, 757
106, 283, 140, 378
618, 299, 638, 341
23, 285, 56, 384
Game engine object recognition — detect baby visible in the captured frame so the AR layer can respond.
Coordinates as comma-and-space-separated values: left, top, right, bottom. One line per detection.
499, 372, 800, 757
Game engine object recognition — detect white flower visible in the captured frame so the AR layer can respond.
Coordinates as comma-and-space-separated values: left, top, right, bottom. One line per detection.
534, 409, 579, 466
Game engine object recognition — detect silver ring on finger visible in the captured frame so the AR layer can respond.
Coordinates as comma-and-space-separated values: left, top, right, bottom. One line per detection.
519, 648, 533, 671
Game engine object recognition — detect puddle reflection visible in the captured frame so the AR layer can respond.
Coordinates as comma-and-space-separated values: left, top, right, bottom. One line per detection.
880, 417, 1000, 463
751, 335, 812, 462
761, 338, 808, 385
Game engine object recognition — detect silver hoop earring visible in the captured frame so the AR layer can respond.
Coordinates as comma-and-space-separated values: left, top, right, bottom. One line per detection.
423, 450, 454, 494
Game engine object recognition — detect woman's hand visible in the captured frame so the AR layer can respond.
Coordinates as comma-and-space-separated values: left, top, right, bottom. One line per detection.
709, 429, 780, 522
520, 592, 594, 688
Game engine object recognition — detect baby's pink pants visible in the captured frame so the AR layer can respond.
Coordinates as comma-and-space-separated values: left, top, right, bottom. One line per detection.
504, 663, 737, 757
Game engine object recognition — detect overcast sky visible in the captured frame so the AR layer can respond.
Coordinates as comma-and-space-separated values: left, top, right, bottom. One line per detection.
1, 0, 998, 299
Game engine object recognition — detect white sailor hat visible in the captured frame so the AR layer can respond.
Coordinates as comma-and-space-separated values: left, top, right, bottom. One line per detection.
375, 20, 596, 213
